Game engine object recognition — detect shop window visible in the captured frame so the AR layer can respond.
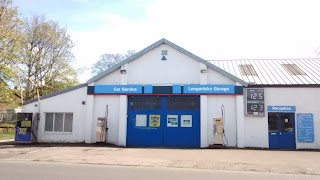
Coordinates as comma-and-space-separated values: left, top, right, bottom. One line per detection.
166, 97, 199, 110
45, 113, 73, 132
129, 97, 161, 110
280, 113, 293, 132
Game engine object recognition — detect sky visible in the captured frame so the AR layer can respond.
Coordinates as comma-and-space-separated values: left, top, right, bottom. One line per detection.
14, 0, 320, 83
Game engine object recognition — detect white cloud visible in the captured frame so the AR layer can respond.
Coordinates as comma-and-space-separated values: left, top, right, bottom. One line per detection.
70, 0, 320, 83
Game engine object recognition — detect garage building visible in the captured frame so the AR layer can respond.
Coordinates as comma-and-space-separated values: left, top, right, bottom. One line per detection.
22, 39, 320, 149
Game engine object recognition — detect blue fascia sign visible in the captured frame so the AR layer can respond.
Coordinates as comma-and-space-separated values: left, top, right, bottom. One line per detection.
267, 106, 296, 112
183, 85, 235, 94
94, 85, 142, 94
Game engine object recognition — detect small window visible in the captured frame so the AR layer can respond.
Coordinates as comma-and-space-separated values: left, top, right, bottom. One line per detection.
45, 113, 54, 131
166, 97, 199, 110
281, 64, 306, 75
129, 97, 161, 110
268, 113, 278, 132
162, 50, 167, 55
238, 64, 258, 76
45, 113, 73, 132
64, 113, 73, 132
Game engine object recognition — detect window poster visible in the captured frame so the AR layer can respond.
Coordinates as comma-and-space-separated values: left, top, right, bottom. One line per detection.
149, 115, 160, 127
181, 115, 192, 127
136, 114, 147, 127
167, 115, 178, 127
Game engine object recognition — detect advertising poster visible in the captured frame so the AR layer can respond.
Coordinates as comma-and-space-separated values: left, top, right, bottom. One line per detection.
149, 115, 160, 127
297, 113, 314, 142
167, 115, 178, 127
136, 114, 147, 127
181, 115, 192, 127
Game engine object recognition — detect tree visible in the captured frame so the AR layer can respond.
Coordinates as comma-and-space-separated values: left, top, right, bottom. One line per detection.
91, 50, 136, 75
0, 0, 23, 104
18, 15, 79, 101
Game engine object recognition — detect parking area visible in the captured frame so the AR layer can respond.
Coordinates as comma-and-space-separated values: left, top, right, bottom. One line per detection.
0, 143, 320, 175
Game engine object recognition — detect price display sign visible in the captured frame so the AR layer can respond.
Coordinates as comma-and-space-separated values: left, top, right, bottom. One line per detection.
246, 89, 265, 116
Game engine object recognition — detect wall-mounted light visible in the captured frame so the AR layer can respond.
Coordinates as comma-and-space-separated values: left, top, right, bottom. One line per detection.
200, 69, 207, 73
120, 69, 126, 74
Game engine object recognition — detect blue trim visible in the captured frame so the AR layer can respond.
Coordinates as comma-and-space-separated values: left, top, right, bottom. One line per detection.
94, 85, 142, 94
183, 85, 235, 94
144, 85, 153, 94
89, 84, 242, 95
173, 85, 181, 94
267, 106, 296, 112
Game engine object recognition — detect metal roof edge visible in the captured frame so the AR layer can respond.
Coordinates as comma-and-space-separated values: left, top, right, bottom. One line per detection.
87, 38, 165, 84
163, 39, 248, 87
247, 84, 320, 88
208, 58, 320, 61
23, 83, 88, 106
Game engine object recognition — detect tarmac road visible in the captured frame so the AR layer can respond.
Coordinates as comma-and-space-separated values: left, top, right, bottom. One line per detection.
0, 144, 320, 177
0, 161, 319, 180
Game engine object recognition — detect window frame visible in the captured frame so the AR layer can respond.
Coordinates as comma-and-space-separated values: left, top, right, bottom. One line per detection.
44, 112, 73, 133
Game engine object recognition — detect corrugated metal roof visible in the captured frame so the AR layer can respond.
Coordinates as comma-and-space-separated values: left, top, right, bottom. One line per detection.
208, 59, 320, 85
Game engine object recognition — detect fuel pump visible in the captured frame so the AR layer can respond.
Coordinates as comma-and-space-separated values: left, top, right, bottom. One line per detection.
96, 105, 109, 143
212, 105, 228, 146
213, 118, 223, 145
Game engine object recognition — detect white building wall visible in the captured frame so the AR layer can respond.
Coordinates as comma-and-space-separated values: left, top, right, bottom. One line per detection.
95, 69, 121, 85
92, 96, 120, 145
244, 87, 320, 149
207, 96, 237, 147
127, 44, 201, 85
23, 87, 87, 143
207, 68, 235, 84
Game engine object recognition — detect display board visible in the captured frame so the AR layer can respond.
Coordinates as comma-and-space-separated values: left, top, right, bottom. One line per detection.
297, 113, 314, 142
15, 113, 33, 143
246, 88, 265, 116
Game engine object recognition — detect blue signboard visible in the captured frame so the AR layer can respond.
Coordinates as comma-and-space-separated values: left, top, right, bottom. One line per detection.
94, 85, 142, 94
297, 113, 314, 142
183, 85, 235, 94
267, 106, 296, 112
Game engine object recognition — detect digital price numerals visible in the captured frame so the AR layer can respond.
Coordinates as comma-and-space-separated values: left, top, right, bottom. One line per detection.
246, 89, 265, 116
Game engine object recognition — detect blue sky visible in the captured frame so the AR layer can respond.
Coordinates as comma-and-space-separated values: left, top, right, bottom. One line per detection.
15, 0, 152, 31
14, 0, 320, 83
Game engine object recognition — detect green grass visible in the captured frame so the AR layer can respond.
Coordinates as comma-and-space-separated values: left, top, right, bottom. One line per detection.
0, 132, 15, 140
0, 124, 15, 140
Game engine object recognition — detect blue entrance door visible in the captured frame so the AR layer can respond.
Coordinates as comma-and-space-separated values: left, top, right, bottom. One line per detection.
268, 113, 296, 149
127, 96, 200, 148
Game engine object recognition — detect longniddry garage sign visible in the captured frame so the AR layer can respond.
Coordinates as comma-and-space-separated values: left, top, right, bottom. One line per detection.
88, 84, 243, 95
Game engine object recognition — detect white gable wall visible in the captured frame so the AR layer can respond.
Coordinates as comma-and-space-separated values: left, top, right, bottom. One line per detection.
95, 69, 121, 85
127, 44, 201, 85
23, 87, 87, 143
207, 68, 235, 85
